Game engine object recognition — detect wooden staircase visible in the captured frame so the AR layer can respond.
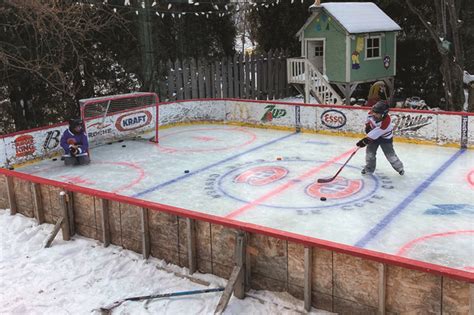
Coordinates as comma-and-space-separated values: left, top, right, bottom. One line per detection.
287, 58, 342, 105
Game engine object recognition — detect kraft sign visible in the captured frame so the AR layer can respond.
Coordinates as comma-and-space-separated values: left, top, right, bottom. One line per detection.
115, 110, 152, 132
321, 109, 347, 129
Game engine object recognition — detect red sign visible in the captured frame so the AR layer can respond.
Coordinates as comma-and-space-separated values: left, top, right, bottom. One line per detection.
234, 166, 288, 186
115, 110, 152, 132
15, 135, 36, 157
306, 177, 362, 199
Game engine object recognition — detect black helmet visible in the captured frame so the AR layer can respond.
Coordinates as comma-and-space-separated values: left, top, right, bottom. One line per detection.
371, 101, 389, 119
69, 119, 83, 133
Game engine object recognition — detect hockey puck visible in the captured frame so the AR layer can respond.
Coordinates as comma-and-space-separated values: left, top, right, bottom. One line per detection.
276, 157, 282, 160
8, 166, 14, 170
320, 197, 327, 201
122, 145, 126, 148
184, 170, 189, 173
52, 158, 57, 161
107, 142, 112, 145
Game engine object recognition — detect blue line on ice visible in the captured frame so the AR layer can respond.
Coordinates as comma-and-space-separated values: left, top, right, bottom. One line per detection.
132, 132, 298, 198
354, 149, 466, 248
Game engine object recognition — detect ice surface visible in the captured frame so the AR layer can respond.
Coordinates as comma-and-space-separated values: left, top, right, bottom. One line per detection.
17, 124, 474, 271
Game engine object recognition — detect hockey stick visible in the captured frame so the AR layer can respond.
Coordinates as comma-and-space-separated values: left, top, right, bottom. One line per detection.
98, 287, 224, 314
317, 147, 361, 183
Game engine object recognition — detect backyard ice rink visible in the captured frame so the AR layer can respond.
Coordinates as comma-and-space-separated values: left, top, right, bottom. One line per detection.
17, 124, 474, 272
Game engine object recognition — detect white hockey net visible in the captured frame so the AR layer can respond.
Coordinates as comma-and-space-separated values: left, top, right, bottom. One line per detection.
80, 92, 159, 147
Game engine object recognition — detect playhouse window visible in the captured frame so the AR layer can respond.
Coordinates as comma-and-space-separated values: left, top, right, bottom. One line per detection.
365, 37, 381, 59
314, 46, 324, 57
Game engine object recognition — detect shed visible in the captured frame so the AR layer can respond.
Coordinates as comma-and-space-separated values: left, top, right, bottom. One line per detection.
287, 2, 401, 105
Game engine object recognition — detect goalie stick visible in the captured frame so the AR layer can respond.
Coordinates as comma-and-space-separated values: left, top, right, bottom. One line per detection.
317, 147, 361, 184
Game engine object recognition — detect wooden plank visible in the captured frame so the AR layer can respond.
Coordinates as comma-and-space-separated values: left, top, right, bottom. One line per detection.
59, 192, 70, 241
222, 57, 228, 98
378, 263, 386, 315
257, 54, 264, 99
304, 246, 313, 311
198, 59, 205, 98
101, 199, 110, 247
31, 182, 45, 224
267, 50, 274, 100
469, 283, 473, 315
141, 207, 150, 259
244, 53, 250, 98
6, 176, 17, 215
234, 232, 246, 299
205, 60, 212, 98
67, 191, 75, 236
227, 56, 234, 98
190, 58, 198, 99
214, 265, 243, 315
213, 60, 220, 98
167, 59, 176, 101
250, 53, 256, 99
233, 54, 239, 98
44, 216, 64, 248
239, 53, 244, 98
186, 218, 196, 274
175, 59, 184, 100
183, 58, 191, 100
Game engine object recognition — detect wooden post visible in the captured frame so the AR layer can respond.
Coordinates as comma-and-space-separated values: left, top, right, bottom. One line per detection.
6, 176, 17, 215
239, 53, 244, 98
101, 199, 110, 247
214, 232, 246, 314
227, 56, 233, 98
190, 58, 198, 99
67, 191, 75, 236
141, 208, 150, 259
469, 283, 473, 315
175, 59, 183, 100
59, 192, 70, 241
44, 217, 64, 248
183, 58, 191, 100
222, 57, 228, 98
233, 54, 239, 98
186, 218, 197, 274
31, 182, 45, 224
234, 232, 246, 299
304, 246, 313, 311
378, 263, 386, 315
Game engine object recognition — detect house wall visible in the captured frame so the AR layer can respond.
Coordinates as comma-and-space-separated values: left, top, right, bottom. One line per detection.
304, 12, 347, 82
350, 32, 397, 82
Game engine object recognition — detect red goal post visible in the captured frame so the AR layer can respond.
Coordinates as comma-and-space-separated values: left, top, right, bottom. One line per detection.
79, 92, 159, 147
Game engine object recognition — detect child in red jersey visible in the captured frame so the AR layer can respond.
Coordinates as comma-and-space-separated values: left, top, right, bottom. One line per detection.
356, 101, 404, 175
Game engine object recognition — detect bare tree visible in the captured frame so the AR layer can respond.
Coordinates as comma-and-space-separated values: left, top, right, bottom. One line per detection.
404, 0, 468, 111
0, 0, 128, 131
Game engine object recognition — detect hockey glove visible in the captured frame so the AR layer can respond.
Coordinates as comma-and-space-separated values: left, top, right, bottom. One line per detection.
365, 124, 372, 134
356, 137, 371, 148
70, 145, 78, 156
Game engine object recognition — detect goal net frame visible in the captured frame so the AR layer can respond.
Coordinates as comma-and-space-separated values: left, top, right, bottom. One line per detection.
79, 92, 159, 147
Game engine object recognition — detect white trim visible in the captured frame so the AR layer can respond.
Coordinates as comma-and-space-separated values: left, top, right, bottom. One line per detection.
346, 35, 351, 82
364, 35, 382, 60
304, 38, 326, 74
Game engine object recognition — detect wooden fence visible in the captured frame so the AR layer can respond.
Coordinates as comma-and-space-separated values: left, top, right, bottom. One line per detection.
156, 49, 292, 101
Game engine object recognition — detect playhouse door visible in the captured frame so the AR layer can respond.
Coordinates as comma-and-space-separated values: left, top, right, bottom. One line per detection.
307, 40, 324, 73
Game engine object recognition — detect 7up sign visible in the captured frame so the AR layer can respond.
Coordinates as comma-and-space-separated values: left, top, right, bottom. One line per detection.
260, 105, 287, 122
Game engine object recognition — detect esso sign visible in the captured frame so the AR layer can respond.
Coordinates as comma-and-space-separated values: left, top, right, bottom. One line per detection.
115, 110, 152, 132
321, 109, 347, 129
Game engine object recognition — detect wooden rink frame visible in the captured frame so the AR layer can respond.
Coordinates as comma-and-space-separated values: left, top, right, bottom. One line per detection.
1, 168, 473, 314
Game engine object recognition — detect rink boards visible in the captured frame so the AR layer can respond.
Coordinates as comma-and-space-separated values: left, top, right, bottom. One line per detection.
1, 99, 473, 167
0, 99, 473, 313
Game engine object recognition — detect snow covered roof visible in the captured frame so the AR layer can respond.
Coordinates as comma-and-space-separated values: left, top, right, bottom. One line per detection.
303, 2, 401, 34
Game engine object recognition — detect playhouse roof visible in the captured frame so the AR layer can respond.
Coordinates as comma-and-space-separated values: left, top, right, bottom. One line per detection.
300, 2, 401, 35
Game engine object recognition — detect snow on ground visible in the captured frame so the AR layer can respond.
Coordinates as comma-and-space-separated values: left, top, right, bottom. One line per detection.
0, 209, 333, 315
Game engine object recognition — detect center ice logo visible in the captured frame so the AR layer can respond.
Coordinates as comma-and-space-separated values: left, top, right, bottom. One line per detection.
115, 110, 152, 131
306, 177, 363, 199
234, 166, 288, 186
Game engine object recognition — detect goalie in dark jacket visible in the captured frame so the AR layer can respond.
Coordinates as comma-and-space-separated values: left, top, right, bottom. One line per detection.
356, 101, 404, 175
60, 119, 90, 166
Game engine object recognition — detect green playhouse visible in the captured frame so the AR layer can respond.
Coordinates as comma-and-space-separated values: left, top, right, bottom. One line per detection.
287, 1, 401, 105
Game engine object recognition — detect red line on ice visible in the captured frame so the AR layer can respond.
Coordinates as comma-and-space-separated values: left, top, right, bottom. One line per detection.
225, 148, 357, 219
397, 230, 474, 257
